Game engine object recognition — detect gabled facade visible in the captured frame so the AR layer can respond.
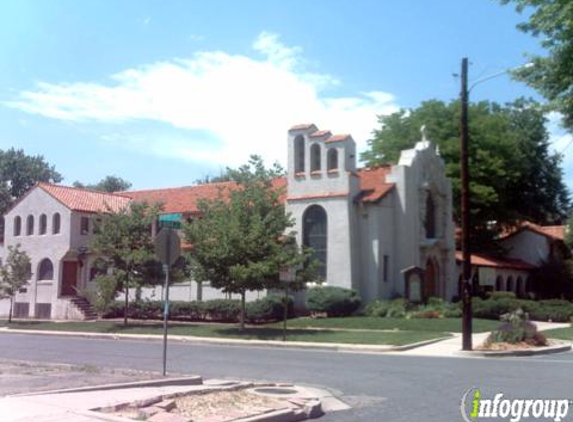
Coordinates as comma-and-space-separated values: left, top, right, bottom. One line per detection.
0, 184, 130, 319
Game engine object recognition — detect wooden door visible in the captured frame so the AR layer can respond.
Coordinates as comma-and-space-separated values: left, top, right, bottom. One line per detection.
424, 259, 437, 300
61, 261, 78, 296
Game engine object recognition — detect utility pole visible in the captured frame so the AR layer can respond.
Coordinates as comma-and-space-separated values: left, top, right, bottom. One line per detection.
460, 57, 472, 351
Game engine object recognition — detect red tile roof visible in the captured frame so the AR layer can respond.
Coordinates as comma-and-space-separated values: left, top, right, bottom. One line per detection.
38, 183, 131, 214
325, 134, 350, 143
356, 166, 395, 202
500, 221, 566, 242
289, 123, 316, 131
123, 178, 288, 215
124, 167, 395, 214
309, 130, 332, 138
455, 251, 535, 270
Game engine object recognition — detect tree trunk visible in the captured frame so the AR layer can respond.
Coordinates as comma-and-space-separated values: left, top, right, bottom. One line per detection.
240, 290, 246, 331
124, 277, 129, 327
8, 296, 13, 324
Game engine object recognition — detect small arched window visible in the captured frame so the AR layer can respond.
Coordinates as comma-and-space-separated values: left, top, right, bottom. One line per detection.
310, 144, 321, 172
39, 214, 47, 235
38, 259, 54, 280
14, 216, 21, 236
327, 148, 338, 171
303, 205, 327, 279
26, 215, 34, 236
52, 213, 61, 234
506, 276, 514, 292
425, 193, 436, 238
294, 135, 305, 173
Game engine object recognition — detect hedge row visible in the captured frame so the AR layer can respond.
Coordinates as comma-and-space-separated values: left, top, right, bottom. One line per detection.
364, 293, 573, 322
473, 295, 573, 323
103, 296, 293, 324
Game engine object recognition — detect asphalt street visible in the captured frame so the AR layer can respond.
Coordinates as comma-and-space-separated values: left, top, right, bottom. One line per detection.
0, 332, 572, 421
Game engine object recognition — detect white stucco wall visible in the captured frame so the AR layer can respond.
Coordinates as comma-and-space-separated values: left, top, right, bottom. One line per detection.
0, 188, 72, 318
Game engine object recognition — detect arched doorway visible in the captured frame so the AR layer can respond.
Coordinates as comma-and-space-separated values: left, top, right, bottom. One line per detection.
424, 258, 439, 299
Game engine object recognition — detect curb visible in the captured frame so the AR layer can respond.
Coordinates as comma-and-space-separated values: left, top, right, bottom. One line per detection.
9, 376, 203, 397
455, 342, 572, 358
1, 327, 447, 354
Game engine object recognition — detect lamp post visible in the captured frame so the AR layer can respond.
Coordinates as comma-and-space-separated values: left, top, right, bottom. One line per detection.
459, 59, 533, 351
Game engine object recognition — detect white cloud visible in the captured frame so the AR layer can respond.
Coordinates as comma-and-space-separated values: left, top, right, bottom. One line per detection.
5, 32, 399, 168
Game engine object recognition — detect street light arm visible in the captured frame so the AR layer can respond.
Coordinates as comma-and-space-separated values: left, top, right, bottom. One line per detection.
468, 63, 534, 93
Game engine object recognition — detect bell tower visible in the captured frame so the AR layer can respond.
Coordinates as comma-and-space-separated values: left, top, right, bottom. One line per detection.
286, 123, 359, 290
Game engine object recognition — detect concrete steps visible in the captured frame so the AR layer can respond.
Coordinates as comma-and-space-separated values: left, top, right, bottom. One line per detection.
68, 296, 98, 320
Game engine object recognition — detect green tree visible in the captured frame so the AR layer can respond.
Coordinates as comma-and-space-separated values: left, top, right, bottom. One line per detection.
90, 202, 162, 325
0, 245, 31, 323
566, 214, 573, 250
184, 155, 316, 330
0, 148, 62, 215
73, 175, 132, 192
500, 0, 573, 131
361, 98, 570, 250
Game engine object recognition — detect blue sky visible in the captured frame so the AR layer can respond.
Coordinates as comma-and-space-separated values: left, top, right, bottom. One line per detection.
0, 0, 571, 191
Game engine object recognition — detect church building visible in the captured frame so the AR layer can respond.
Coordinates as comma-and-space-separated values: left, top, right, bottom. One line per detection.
0, 124, 458, 320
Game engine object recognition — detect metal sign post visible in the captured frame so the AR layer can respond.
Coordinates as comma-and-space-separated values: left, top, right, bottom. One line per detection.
279, 267, 295, 342
154, 227, 181, 376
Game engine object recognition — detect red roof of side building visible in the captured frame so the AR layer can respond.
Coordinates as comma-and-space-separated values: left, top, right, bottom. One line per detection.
500, 221, 566, 242
38, 183, 131, 214
124, 166, 395, 214
455, 251, 535, 271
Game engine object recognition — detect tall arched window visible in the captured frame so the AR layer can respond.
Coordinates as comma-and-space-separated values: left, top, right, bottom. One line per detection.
38, 259, 54, 280
26, 215, 34, 236
327, 148, 338, 171
52, 213, 61, 234
303, 205, 327, 279
506, 276, 514, 292
516, 276, 524, 297
14, 216, 21, 236
310, 144, 321, 172
495, 275, 504, 291
425, 193, 436, 238
39, 214, 47, 235
526, 277, 534, 295
294, 135, 305, 173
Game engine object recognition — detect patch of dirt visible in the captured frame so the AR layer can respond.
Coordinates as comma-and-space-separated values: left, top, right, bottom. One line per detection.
0, 358, 158, 396
476, 341, 550, 351
174, 389, 284, 419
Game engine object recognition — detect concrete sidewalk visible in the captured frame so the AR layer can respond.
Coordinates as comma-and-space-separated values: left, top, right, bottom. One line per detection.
0, 379, 204, 422
399, 321, 571, 357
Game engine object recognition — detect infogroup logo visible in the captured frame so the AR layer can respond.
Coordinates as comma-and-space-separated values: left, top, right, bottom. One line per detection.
460, 388, 572, 422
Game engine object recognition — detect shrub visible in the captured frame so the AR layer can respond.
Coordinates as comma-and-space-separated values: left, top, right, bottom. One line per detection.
170, 301, 205, 321
386, 298, 410, 318
306, 286, 362, 317
410, 309, 442, 319
364, 300, 392, 317
487, 291, 517, 300
485, 309, 548, 346
472, 296, 573, 322
202, 299, 241, 322
246, 296, 294, 323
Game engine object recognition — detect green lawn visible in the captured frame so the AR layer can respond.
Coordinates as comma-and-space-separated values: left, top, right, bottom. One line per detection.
268, 316, 500, 333
4, 320, 450, 346
543, 326, 573, 341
